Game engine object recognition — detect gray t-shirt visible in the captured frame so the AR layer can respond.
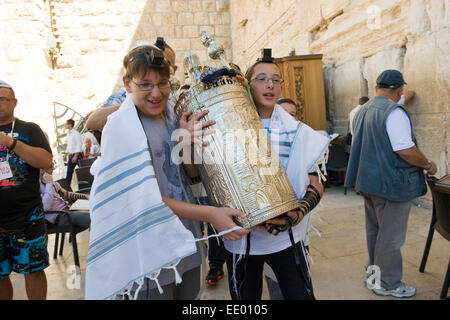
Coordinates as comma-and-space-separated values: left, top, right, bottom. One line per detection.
139, 115, 203, 291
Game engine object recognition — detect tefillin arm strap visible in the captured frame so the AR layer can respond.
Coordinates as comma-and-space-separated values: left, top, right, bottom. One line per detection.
298, 184, 321, 220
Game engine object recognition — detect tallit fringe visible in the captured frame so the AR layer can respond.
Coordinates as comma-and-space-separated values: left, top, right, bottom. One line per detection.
315, 147, 329, 184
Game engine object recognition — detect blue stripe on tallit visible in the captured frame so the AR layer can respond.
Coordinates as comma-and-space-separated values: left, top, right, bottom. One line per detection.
92, 175, 155, 211
263, 126, 298, 169
94, 160, 152, 195
97, 148, 150, 177
89, 203, 168, 249
87, 204, 174, 264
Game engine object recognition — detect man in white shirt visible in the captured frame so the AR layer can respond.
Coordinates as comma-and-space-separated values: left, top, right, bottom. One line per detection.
63, 119, 82, 185
349, 90, 415, 136
345, 70, 437, 298
349, 96, 370, 136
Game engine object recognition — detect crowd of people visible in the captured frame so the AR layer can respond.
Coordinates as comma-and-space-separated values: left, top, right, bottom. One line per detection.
0, 35, 439, 301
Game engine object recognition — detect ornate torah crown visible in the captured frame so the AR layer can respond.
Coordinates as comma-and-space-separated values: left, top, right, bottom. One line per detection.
175, 33, 300, 228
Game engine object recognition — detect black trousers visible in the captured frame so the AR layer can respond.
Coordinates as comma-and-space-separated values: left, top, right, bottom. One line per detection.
225, 239, 313, 300
207, 223, 226, 270
65, 154, 78, 185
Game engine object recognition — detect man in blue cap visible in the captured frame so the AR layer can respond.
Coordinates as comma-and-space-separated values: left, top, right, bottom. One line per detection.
345, 70, 437, 298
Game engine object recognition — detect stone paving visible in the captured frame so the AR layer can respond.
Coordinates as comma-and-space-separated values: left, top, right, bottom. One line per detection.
9, 186, 449, 300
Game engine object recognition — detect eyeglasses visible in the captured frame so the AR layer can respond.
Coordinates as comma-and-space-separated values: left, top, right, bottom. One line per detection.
131, 80, 171, 92
251, 76, 284, 85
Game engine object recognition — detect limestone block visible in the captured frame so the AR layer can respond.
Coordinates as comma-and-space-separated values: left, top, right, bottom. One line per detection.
173, 38, 192, 51
362, 47, 406, 98
72, 67, 89, 79
214, 25, 230, 37
425, 0, 449, 32
182, 25, 199, 38
142, 2, 156, 14
411, 113, 448, 174
203, 0, 216, 12
403, 29, 450, 114
216, 0, 229, 12
101, 40, 123, 52
4, 45, 26, 62
156, 26, 176, 38
173, 0, 189, 12
155, 1, 172, 12
332, 59, 365, 120
408, 0, 431, 35
199, 25, 214, 36
221, 12, 230, 25
214, 37, 231, 49
189, 0, 203, 12
139, 13, 153, 26
88, 29, 110, 41
190, 38, 205, 51
175, 26, 184, 38
178, 12, 194, 25
194, 12, 210, 25
153, 12, 177, 26
320, 0, 349, 21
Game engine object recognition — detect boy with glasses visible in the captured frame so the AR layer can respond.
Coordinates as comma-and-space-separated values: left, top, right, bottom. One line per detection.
85, 45, 249, 300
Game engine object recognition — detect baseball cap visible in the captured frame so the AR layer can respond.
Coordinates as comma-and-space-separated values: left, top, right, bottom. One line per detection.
376, 70, 407, 89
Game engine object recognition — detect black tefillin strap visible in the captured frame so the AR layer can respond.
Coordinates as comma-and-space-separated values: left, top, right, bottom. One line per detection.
266, 184, 322, 299
288, 229, 316, 300
266, 184, 322, 236
129, 49, 165, 68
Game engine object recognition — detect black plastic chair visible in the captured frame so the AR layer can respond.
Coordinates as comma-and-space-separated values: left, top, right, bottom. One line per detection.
75, 166, 94, 191
45, 211, 88, 268
79, 158, 96, 167
55, 178, 72, 192
419, 175, 450, 300
326, 144, 348, 194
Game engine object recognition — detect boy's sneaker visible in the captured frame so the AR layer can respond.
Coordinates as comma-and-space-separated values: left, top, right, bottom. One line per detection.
372, 282, 416, 298
205, 268, 224, 286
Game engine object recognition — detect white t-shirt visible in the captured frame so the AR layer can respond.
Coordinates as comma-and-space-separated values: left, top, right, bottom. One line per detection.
348, 104, 363, 135
385, 107, 415, 151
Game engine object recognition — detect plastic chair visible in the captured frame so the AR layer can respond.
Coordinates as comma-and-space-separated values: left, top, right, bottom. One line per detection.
55, 178, 72, 192
45, 211, 89, 268
419, 175, 450, 300
79, 158, 96, 167
326, 144, 348, 194
75, 166, 94, 190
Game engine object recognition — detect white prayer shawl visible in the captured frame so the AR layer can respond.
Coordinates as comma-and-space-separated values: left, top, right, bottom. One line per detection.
278, 105, 330, 243
85, 94, 197, 300
224, 105, 330, 255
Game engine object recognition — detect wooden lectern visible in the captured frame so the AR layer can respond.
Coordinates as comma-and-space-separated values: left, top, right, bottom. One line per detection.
275, 54, 327, 131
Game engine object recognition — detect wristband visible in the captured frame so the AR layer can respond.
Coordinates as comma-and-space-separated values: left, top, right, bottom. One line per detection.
425, 160, 432, 171
8, 138, 17, 151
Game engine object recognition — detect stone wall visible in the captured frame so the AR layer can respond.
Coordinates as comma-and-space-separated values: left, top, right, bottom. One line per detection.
1, 0, 231, 149
1, 0, 448, 178
230, 0, 449, 176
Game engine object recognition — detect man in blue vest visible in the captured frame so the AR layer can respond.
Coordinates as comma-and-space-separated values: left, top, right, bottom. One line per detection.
345, 70, 437, 298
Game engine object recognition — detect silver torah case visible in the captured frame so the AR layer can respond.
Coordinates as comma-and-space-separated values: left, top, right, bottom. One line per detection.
174, 34, 301, 229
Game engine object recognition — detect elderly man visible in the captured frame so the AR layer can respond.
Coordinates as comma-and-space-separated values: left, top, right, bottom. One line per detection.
345, 70, 437, 298
0, 80, 53, 300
